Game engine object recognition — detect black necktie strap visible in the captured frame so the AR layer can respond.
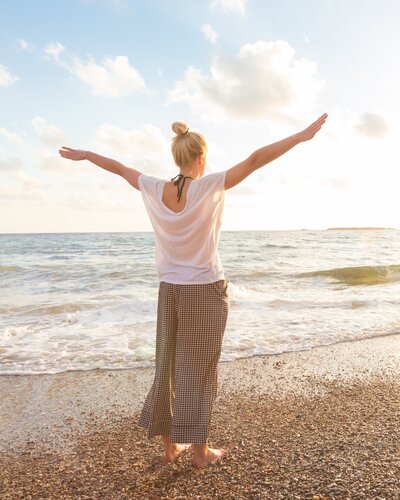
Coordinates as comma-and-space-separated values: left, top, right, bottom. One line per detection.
170, 174, 194, 202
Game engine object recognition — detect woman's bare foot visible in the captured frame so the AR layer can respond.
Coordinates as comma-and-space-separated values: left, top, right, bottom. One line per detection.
163, 443, 191, 464
192, 447, 226, 468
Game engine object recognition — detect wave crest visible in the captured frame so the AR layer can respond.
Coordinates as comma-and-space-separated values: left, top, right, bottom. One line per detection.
298, 264, 400, 286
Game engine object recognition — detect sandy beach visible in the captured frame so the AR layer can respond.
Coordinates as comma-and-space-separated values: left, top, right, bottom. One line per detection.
1, 334, 400, 499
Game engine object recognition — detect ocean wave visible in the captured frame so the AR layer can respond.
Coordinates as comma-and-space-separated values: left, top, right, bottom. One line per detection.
261, 243, 296, 249
0, 265, 24, 273
229, 270, 279, 281
298, 264, 400, 286
48, 255, 73, 260
28, 303, 97, 315
99, 271, 129, 279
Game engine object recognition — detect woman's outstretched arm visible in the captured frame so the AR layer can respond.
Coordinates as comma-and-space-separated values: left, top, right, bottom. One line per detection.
224, 113, 328, 190
58, 148, 142, 190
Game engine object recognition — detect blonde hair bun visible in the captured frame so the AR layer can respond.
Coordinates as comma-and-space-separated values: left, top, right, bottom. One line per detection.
172, 121, 189, 136
171, 121, 207, 168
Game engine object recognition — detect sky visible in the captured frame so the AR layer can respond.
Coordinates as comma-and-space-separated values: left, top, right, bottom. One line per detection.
1, 0, 399, 233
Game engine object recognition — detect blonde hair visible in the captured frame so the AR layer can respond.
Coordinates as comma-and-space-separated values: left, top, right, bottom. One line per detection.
171, 121, 207, 168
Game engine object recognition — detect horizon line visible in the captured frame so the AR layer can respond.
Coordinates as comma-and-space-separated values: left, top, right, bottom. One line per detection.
1, 227, 398, 235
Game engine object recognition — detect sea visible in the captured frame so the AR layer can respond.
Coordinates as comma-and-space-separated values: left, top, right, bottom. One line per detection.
1, 230, 399, 376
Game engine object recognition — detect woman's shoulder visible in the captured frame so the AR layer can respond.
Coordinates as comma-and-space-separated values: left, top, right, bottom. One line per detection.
200, 170, 226, 180
138, 173, 161, 182
138, 173, 164, 191
194, 170, 226, 191
139, 170, 226, 192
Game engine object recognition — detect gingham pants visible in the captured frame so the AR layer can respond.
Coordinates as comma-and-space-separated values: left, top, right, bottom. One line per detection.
138, 279, 230, 444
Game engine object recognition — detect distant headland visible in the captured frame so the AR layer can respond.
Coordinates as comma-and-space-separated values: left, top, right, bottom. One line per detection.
326, 227, 396, 230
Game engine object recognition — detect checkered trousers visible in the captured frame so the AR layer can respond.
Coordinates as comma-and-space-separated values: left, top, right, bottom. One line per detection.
138, 279, 230, 444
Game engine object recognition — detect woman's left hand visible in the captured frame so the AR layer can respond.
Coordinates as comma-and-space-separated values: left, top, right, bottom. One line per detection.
297, 113, 328, 142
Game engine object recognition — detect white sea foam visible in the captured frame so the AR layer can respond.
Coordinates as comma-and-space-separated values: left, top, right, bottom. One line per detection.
1, 230, 400, 374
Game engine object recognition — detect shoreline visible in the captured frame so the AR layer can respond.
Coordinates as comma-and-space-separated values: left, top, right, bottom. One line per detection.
1, 332, 400, 453
1, 333, 400, 498
2, 328, 400, 378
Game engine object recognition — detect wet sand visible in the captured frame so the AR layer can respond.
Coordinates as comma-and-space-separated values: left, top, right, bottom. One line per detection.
1, 334, 400, 499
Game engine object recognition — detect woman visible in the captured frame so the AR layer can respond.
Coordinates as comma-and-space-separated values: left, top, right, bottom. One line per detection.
59, 112, 328, 468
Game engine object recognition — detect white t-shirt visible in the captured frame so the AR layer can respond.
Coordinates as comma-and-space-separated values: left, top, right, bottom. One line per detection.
138, 170, 226, 284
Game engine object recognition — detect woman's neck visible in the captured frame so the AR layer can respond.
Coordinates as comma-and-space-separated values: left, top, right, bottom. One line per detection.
178, 169, 200, 179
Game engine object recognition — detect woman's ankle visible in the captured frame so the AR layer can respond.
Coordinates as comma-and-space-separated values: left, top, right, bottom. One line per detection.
161, 435, 175, 450
193, 443, 208, 457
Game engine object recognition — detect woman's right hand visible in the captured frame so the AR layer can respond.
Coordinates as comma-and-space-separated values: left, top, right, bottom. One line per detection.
58, 147, 88, 161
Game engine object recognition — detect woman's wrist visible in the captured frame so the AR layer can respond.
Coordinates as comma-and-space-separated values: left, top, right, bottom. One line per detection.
293, 132, 304, 144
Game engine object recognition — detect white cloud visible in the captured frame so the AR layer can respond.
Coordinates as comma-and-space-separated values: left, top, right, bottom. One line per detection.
95, 123, 169, 155
0, 157, 23, 171
38, 150, 79, 174
17, 39, 34, 52
355, 112, 388, 138
44, 41, 66, 62
14, 171, 45, 189
210, 0, 247, 14
54, 191, 134, 211
201, 23, 219, 44
0, 186, 18, 201
72, 55, 145, 97
0, 127, 25, 146
168, 40, 324, 121
44, 41, 146, 97
0, 64, 19, 87
32, 116, 69, 147
94, 123, 172, 176
0, 185, 52, 205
